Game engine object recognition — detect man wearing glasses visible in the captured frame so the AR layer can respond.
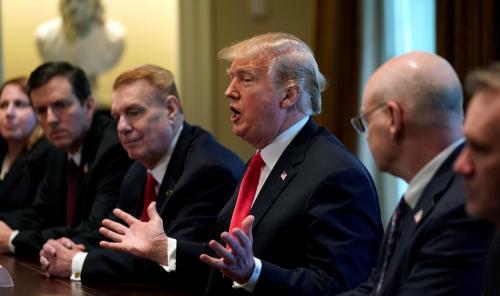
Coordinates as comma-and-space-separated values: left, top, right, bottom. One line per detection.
0, 62, 131, 257
342, 52, 492, 296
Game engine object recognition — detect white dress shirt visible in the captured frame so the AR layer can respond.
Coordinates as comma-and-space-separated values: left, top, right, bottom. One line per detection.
403, 138, 464, 209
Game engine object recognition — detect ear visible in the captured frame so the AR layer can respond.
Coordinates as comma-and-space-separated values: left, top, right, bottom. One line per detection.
280, 86, 300, 109
84, 96, 95, 120
386, 100, 403, 139
165, 95, 181, 123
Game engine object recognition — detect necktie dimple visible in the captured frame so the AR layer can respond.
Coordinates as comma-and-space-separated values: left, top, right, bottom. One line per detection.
140, 173, 157, 222
66, 159, 79, 226
228, 152, 265, 233
375, 197, 409, 295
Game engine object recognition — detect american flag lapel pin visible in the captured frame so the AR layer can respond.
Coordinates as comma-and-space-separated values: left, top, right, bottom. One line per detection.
280, 170, 287, 181
414, 209, 424, 223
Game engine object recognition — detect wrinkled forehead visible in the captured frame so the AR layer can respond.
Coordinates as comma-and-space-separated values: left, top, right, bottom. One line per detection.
229, 54, 272, 74
112, 80, 158, 106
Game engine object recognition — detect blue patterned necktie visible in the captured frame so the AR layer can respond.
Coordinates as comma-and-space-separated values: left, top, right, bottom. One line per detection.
375, 197, 409, 295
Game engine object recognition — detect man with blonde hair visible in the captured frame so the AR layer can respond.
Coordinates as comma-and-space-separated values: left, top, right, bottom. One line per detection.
100, 33, 383, 295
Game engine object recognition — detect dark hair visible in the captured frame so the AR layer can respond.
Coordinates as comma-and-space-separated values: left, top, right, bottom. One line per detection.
27, 61, 91, 104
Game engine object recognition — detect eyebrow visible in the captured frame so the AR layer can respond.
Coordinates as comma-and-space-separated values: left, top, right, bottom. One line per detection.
226, 67, 254, 76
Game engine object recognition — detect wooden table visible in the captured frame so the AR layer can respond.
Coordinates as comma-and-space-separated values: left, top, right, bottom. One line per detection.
0, 254, 186, 296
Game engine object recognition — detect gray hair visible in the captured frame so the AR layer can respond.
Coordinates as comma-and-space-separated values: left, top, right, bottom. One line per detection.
219, 32, 327, 115
466, 62, 500, 95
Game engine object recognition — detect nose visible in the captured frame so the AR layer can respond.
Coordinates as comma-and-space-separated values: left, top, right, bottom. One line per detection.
117, 115, 132, 134
225, 79, 239, 99
454, 148, 473, 177
5, 103, 16, 118
46, 106, 59, 124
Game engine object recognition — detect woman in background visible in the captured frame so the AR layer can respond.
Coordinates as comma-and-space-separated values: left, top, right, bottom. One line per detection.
0, 77, 50, 211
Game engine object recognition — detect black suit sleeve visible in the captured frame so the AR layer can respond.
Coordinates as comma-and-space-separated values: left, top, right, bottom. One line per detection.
11, 143, 130, 257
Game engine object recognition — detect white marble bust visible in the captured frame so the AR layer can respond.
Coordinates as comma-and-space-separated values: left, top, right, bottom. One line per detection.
35, 0, 125, 82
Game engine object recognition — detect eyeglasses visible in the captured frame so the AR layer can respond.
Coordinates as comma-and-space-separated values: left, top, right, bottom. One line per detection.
350, 102, 387, 133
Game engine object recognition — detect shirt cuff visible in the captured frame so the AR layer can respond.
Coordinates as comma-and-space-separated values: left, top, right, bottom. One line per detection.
232, 257, 261, 292
8, 230, 19, 253
159, 237, 177, 272
70, 252, 88, 281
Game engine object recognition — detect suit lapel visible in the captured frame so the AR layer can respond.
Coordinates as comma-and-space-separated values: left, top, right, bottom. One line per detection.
382, 143, 464, 293
157, 122, 193, 215
250, 119, 317, 230
72, 116, 103, 220
406, 143, 464, 230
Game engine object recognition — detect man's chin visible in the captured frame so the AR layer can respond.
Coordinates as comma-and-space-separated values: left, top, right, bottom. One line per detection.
465, 200, 482, 219
126, 149, 143, 161
50, 139, 72, 151
231, 126, 247, 139
51, 141, 66, 149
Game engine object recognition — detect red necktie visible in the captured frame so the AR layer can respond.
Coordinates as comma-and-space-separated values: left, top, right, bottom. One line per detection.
66, 160, 79, 226
140, 173, 158, 222
228, 152, 265, 232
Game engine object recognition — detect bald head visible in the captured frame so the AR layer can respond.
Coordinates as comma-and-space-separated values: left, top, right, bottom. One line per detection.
362, 52, 464, 181
364, 51, 463, 128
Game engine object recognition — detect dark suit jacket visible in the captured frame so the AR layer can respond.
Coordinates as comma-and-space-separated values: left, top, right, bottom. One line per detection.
483, 230, 500, 296
77, 123, 244, 295
0, 114, 132, 257
341, 144, 493, 296
0, 137, 50, 211
178, 119, 384, 295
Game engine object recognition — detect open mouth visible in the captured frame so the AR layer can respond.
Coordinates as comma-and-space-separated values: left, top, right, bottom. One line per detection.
230, 106, 241, 122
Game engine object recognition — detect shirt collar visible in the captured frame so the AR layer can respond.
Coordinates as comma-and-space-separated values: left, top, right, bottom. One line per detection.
260, 116, 309, 171
148, 124, 183, 184
404, 138, 465, 209
68, 147, 83, 166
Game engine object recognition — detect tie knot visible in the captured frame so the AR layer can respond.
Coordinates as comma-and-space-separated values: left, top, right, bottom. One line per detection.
396, 197, 408, 212
248, 152, 265, 171
146, 173, 157, 187
67, 159, 79, 176
393, 197, 409, 224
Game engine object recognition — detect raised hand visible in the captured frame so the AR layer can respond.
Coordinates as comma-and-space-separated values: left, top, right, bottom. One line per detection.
99, 202, 169, 265
200, 215, 255, 284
